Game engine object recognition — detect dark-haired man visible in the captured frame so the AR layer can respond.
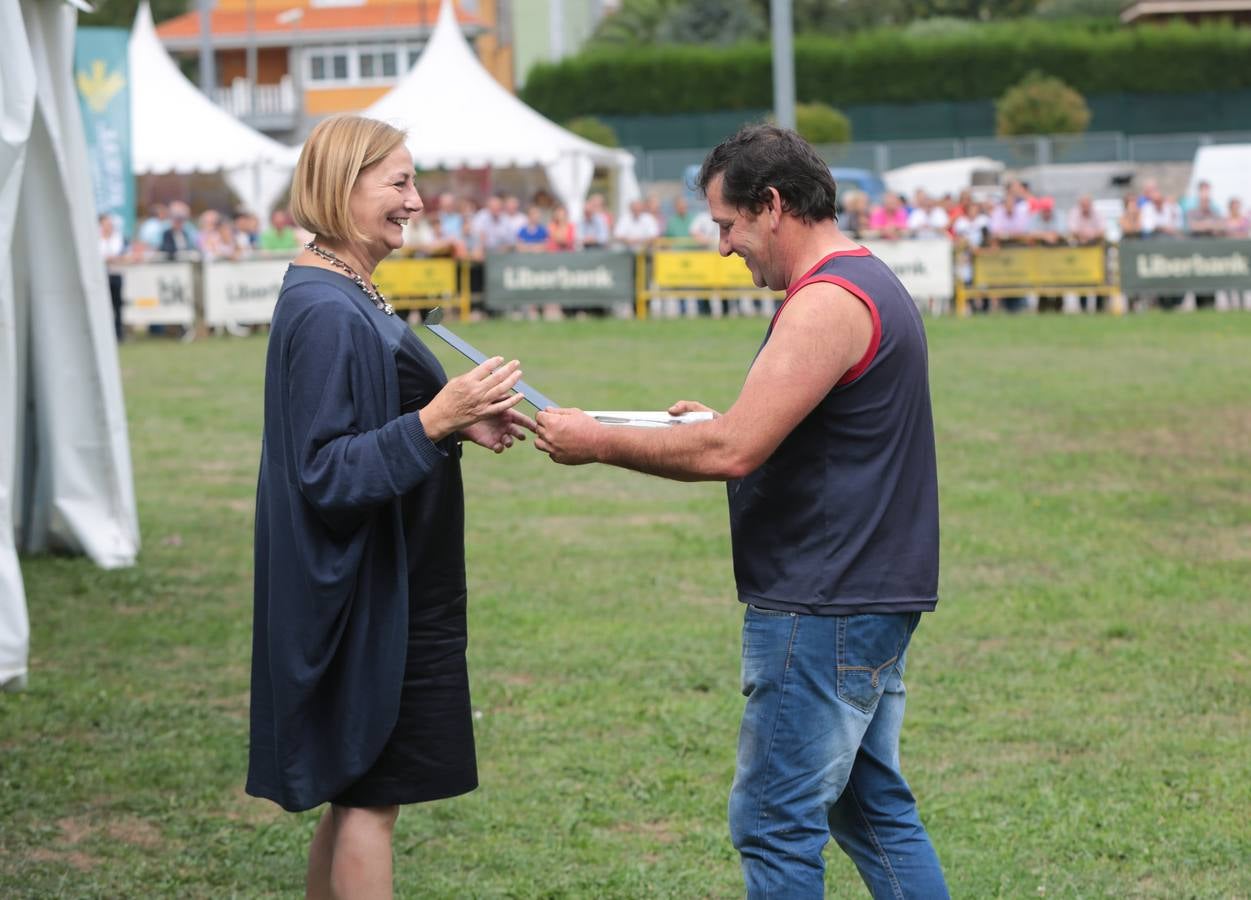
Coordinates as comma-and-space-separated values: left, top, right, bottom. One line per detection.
536, 124, 947, 898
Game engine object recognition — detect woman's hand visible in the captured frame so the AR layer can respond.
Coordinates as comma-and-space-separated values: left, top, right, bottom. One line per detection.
461, 408, 537, 454
420, 357, 525, 443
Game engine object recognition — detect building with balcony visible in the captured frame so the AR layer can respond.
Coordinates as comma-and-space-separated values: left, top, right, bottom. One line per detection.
155, 0, 513, 141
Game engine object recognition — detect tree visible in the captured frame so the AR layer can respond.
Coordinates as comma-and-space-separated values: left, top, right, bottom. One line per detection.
588, 0, 683, 48
656, 0, 767, 45
590, 0, 766, 47
793, 102, 851, 144
995, 70, 1091, 136
564, 117, 620, 148
747, 0, 1039, 31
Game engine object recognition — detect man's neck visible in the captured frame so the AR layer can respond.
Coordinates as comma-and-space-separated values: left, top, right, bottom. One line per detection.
783, 221, 858, 290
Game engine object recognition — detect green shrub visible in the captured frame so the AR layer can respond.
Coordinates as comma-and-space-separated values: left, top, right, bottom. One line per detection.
995, 70, 1091, 135
792, 103, 852, 144
521, 21, 1251, 120
563, 116, 621, 147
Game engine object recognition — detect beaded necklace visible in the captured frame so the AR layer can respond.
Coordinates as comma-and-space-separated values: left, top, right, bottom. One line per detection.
305, 240, 394, 315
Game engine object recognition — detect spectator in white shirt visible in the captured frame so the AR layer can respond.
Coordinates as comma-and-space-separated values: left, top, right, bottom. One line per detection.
1066, 195, 1104, 245
469, 195, 515, 257
906, 190, 949, 238
614, 199, 660, 249
502, 195, 527, 244
580, 193, 612, 248
1139, 186, 1183, 238
99, 212, 127, 340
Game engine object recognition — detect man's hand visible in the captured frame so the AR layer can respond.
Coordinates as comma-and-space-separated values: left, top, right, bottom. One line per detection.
534, 408, 601, 465
461, 408, 536, 454
667, 399, 719, 418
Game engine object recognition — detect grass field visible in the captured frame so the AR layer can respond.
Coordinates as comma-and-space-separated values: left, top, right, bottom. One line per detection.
2, 312, 1250, 898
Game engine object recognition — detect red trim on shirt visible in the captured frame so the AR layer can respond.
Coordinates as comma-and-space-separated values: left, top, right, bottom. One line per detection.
770, 271, 882, 388
771, 246, 872, 330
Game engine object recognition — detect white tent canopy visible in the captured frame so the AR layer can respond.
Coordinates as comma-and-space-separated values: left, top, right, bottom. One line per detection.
2, 0, 141, 691
129, 2, 296, 216
362, 0, 639, 217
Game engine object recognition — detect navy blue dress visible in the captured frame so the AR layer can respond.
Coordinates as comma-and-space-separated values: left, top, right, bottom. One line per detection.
333, 328, 477, 806
248, 266, 476, 812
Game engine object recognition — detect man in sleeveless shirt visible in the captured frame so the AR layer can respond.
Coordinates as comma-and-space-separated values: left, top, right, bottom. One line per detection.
536, 124, 948, 899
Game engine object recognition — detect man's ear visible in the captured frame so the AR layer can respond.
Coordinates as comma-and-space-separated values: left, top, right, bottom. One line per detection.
766, 187, 784, 229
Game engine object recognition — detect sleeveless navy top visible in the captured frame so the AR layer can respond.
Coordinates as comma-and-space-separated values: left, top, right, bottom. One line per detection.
728, 247, 939, 616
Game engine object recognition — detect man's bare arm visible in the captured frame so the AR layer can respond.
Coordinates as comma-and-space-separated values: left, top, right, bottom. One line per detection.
535, 282, 874, 480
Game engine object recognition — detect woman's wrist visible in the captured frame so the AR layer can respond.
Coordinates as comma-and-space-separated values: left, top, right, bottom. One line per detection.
418, 402, 452, 444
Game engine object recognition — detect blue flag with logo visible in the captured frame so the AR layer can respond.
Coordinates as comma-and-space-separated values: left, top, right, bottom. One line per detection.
75, 27, 134, 241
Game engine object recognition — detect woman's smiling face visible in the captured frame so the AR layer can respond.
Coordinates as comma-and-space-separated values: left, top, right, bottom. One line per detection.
349, 144, 423, 253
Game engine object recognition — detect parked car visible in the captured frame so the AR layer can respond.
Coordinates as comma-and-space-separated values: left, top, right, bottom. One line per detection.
682, 164, 886, 208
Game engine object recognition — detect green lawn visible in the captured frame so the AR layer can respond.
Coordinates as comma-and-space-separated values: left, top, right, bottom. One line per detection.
2, 313, 1249, 898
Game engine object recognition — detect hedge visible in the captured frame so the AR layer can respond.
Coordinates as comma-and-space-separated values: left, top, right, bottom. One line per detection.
521, 21, 1251, 120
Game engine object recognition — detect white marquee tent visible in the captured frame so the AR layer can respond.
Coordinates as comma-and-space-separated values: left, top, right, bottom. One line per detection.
130, 2, 297, 217
363, 0, 639, 217
2, 0, 141, 692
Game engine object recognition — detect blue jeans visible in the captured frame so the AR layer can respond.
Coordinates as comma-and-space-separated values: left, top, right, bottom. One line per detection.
729, 607, 948, 899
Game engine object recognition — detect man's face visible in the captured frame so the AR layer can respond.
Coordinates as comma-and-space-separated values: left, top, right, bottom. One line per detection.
707, 174, 775, 291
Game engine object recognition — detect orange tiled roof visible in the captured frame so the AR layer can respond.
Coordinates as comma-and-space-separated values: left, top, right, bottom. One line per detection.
156, 3, 482, 41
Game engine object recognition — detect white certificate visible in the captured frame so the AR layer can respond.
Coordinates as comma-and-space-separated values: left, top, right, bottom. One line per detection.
586, 411, 715, 428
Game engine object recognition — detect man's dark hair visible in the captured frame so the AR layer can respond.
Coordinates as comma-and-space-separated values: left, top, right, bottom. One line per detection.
696, 124, 838, 224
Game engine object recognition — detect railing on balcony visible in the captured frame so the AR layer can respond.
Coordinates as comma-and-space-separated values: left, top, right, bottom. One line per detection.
210, 76, 299, 130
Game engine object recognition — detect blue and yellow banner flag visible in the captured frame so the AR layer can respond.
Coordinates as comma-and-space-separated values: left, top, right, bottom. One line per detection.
74, 27, 134, 240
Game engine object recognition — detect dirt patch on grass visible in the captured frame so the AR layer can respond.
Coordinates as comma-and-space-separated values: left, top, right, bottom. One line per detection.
1147, 523, 1251, 563
495, 671, 537, 687
219, 785, 287, 826
1018, 404, 1251, 474
105, 817, 164, 849
56, 817, 93, 845
612, 818, 680, 845
28, 847, 98, 872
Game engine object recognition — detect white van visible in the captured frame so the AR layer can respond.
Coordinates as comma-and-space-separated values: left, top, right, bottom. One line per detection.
1187, 144, 1251, 211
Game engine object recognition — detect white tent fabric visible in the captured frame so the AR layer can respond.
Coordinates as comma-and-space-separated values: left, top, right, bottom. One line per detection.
130, 2, 297, 216
0, 0, 37, 691
1, 0, 143, 690
362, 0, 639, 217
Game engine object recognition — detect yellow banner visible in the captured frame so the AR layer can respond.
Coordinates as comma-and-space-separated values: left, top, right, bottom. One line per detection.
653, 251, 757, 289
973, 246, 1105, 288
373, 258, 458, 297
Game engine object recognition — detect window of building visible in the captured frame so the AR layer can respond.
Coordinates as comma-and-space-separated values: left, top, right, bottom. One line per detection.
307, 47, 351, 85
357, 46, 399, 83
306, 43, 420, 87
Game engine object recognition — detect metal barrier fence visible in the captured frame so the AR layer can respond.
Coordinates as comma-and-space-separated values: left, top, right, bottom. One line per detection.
114, 239, 1251, 334
632, 130, 1251, 183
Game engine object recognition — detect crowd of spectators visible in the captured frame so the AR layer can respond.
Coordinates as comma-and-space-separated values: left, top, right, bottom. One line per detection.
97, 175, 1250, 330
397, 190, 721, 259
104, 177, 1248, 273
843, 178, 1250, 248
113, 202, 307, 263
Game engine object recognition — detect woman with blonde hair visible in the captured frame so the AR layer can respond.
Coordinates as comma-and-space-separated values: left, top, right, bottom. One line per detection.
247, 115, 534, 898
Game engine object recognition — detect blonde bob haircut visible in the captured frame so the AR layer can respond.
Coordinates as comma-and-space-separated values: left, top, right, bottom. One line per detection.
289, 115, 408, 244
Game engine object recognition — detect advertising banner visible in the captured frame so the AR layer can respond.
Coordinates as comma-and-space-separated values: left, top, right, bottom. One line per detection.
203, 258, 289, 326
74, 28, 134, 240
863, 239, 955, 301
119, 262, 196, 328
484, 250, 635, 309
374, 258, 458, 300
653, 251, 756, 289
973, 245, 1105, 288
1119, 238, 1251, 293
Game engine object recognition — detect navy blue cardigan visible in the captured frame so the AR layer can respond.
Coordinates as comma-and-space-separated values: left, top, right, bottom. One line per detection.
247, 266, 446, 812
